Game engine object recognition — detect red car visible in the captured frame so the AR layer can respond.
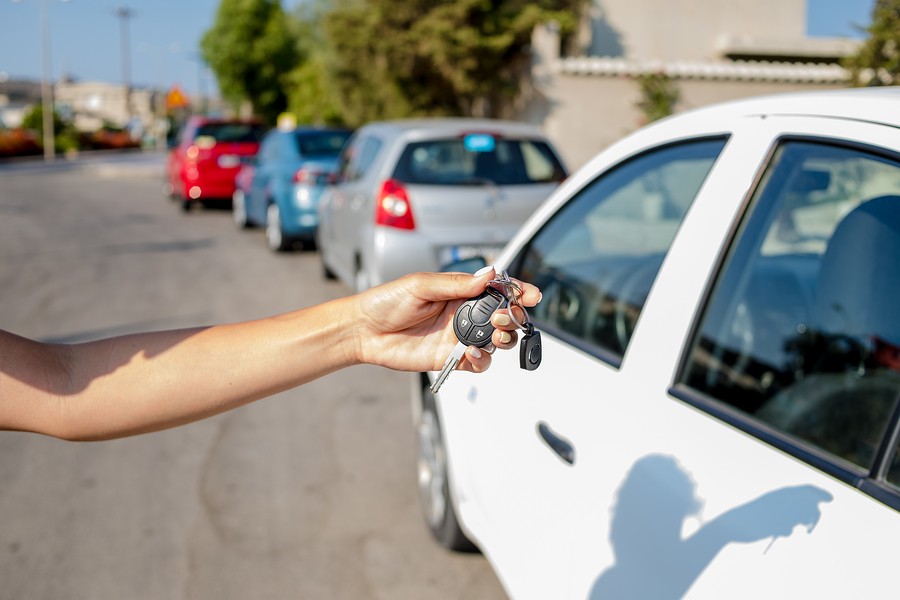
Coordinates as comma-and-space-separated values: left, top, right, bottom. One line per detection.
165, 116, 266, 211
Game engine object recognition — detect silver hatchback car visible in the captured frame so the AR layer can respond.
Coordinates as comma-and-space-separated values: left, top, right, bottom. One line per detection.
316, 118, 567, 291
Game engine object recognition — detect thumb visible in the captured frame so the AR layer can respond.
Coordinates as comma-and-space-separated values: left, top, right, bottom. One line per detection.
409, 266, 494, 302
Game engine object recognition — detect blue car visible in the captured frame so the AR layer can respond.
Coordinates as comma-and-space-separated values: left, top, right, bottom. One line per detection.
234, 126, 353, 251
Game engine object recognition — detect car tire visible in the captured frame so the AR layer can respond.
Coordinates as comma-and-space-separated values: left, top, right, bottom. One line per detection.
353, 257, 370, 292
181, 198, 192, 213
266, 203, 292, 252
232, 190, 252, 229
416, 384, 477, 552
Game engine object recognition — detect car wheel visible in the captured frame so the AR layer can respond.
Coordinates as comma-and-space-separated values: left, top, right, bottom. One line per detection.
181, 199, 192, 213
232, 190, 252, 229
266, 203, 292, 252
353, 257, 370, 292
416, 384, 477, 552
319, 237, 337, 280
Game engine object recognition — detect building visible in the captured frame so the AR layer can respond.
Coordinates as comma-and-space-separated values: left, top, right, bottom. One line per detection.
522, 0, 861, 169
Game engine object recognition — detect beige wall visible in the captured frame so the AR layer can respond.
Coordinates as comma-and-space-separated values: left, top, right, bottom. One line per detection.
583, 0, 806, 60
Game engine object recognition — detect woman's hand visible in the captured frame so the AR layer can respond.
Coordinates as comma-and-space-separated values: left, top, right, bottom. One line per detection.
352, 267, 541, 373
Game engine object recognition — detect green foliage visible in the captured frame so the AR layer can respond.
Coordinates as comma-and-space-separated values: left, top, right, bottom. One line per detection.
843, 0, 900, 86
200, 0, 299, 124
636, 72, 680, 123
321, 0, 586, 125
21, 104, 66, 136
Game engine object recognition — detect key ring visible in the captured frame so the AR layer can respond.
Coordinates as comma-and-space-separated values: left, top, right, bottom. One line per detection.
487, 270, 530, 331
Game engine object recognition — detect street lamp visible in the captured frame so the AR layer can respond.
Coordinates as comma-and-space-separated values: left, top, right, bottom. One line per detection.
13, 0, 68, 161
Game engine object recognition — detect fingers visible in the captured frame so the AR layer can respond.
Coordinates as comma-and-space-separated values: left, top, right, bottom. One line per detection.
459, 345, 492, 373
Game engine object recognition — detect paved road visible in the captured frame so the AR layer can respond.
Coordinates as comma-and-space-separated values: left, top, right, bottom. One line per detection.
0, 152, 507, 600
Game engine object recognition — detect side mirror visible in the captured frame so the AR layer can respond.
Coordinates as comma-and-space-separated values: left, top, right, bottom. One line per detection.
440, 256, 487, 274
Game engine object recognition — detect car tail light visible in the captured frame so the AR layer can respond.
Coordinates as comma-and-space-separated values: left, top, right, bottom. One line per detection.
293, 167, 325, 184
375, 179, 415, 230
185, 145, 200, 161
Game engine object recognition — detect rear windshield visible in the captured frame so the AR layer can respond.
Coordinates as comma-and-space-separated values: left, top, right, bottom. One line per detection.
293, 130, 353, 157
195, 123, 265, 143
392, 137, 566, 185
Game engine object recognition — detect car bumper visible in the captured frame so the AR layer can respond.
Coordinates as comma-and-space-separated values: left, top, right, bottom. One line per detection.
279, 184, 326, 238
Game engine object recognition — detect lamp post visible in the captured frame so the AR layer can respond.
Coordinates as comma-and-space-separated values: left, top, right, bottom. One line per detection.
115, 6, 134, 128
13, 0, 69, 161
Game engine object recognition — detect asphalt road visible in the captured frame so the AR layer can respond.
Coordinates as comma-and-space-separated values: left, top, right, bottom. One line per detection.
0, 152, 507, 600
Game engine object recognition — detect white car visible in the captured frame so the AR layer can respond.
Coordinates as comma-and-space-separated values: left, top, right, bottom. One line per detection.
317, 118, 567, 291
413, 87, 900, 599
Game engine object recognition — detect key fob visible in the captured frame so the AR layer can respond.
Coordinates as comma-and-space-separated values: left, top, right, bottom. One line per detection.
519, 324, 542, 371
453, 287, 506, 348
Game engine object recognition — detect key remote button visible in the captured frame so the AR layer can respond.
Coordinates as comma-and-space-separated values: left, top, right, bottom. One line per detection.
454, 305, 475, 339
469, 325, 493, 346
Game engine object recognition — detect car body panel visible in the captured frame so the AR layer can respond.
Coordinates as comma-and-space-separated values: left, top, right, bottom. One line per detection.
420, 88, 900, 599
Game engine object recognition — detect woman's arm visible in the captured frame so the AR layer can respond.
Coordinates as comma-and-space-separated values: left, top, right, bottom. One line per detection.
0, 269, 539, 441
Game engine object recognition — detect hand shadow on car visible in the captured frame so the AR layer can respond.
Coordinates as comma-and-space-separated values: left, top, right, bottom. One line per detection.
589, 454, 833, 599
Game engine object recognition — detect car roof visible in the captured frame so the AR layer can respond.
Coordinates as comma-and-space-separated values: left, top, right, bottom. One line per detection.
674, 86, 900, 128
359, 117, 549, 138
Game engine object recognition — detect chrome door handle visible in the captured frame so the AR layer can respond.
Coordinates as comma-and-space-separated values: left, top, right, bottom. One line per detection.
537, 422, 575, 465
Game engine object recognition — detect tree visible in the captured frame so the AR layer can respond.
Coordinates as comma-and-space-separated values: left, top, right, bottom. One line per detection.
323, 0, 585, 125
843, 0, 900, 86
200, 0, 299, 124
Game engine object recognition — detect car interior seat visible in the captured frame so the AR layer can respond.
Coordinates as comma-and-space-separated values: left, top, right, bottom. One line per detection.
756, 195, 900, 468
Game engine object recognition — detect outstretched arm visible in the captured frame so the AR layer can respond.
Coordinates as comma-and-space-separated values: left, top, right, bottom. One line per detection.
0, 268, 539, 441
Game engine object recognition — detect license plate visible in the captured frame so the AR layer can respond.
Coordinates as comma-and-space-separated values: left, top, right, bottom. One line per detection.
217, 154, 240, 168
439, 245, 502, 267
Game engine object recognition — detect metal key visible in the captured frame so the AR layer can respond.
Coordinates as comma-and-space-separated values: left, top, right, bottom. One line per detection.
430, 287, 507, 394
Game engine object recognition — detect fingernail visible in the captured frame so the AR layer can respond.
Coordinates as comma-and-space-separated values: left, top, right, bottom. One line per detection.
468, 346, 482, 359
536, 291, 543, 304
499, 332, 511, 344
474, 265, 494, 276
493, 313, 511, 327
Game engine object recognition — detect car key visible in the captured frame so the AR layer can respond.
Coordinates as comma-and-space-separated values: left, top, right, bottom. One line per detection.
430, 287, 507, 394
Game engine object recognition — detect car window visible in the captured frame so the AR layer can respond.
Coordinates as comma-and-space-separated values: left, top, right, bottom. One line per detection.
391, 138, 565, 185
195, 122, 265, 143
293, 131, 352, 158
338, 135, 383, 183
511, 138, 727, 361
259, 134, 279, 163
681, 140, 900, 475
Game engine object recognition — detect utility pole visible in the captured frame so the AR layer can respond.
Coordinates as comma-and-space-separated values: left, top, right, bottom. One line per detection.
115, 6, 134, 128
39, 0, 55, 161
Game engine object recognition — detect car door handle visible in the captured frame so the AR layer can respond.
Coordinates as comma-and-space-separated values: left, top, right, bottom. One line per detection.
537, 422, 575, 466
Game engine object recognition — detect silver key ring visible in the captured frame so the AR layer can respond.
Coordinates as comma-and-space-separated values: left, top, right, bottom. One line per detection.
488, 270, 530, 331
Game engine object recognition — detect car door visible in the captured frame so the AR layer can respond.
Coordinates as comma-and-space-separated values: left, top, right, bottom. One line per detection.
329, 134, 384, 284
436, 128, 736, 599
444, 115, 900, 598
247, 133, 278, 224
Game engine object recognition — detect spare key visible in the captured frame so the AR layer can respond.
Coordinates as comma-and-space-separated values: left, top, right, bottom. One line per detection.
430, 287, 507, 394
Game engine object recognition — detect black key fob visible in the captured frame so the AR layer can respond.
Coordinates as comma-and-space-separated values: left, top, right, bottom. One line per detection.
453, 287, 506, 348
519, 324, 542, 371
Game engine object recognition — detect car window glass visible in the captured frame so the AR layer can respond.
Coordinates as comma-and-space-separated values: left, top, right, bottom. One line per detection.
195, 123, 265, 143
338, 135, 382, 183
512, 138, 726, 359
293, 131, 352, 158
681, 141, 900, 473
391, 138, 565, 185
260, 135, 279, 163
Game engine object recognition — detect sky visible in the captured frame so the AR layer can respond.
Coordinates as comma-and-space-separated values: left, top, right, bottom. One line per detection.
0, 0, 878, 99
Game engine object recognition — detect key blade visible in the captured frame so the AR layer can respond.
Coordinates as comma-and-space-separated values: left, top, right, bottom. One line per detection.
430, 344, 466, 394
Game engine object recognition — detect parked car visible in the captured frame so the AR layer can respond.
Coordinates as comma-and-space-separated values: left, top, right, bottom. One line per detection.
414, 87, 900, 599
165, 116, 266, 211
316, 118, 567, 290
233, 126, 352, 251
